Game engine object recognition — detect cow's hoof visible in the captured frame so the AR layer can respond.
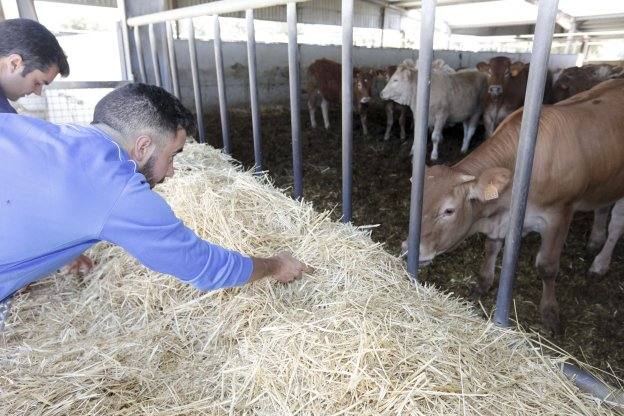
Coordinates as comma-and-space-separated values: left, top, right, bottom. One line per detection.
586, 266, 607, 280
540, 306, 561, 336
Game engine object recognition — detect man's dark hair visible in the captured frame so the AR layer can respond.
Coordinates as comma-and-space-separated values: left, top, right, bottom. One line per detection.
93, 83, 197, 142
0, 19, 69, 77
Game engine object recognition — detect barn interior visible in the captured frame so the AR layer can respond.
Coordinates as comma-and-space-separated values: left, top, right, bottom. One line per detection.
2, 0, 624, 414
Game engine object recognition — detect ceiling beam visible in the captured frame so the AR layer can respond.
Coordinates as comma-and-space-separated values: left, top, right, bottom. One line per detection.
360, 0, 409, 15
393, 0, 499, 8
524, 0, 573, 30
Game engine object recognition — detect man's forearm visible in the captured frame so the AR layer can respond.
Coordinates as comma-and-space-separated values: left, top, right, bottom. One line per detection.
249, 256, 279, 283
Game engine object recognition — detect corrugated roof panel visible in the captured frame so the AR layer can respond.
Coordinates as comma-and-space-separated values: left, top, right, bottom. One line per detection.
35, 0, 117, 7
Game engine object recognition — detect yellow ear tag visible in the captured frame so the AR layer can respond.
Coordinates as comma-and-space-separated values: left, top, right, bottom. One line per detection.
484, 183, 499, 201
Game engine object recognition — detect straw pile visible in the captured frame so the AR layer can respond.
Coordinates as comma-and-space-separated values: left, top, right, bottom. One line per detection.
0, 144, 619, 415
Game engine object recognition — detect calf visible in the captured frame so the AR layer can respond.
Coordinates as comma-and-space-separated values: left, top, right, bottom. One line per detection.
408, 79, 624, 333
476, 56, 552, 137
380, 59, 487, 160
307, 58, 374, 136
551, 63, 624, 103
377, 59, 455, 142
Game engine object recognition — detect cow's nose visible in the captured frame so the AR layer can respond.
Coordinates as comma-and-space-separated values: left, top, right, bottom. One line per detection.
360, 97, 371, 104
488, 85, 503, 96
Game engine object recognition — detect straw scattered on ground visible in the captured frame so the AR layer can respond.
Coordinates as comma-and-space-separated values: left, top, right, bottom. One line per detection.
1, 143, 621, 415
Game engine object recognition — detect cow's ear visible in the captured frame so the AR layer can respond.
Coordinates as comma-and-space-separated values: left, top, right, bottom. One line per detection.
510, 61, 525, 76
476, 62, 489, 73
468, 167, 511, 202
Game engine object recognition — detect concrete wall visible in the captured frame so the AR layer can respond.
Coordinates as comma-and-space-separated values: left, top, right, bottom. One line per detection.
168, 41, 578, 112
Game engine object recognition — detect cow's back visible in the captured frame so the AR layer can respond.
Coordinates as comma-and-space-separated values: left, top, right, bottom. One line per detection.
430, 70, 487, 123
307, 59, 341, 103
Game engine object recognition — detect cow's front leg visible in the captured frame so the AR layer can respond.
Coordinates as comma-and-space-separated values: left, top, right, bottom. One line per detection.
483, 105, 495, 138
321, 98, 330, 130
360, 106, 369, 137
589, 199, 624, 277
461, 111, 481, 153
383, 101, 394, 141
536, 208, 573, 335
587, 205, 611, 254
472, 238, 503, 298
430, 114, 446, 161
398, 106, 407, 141
307, 95, 317, 129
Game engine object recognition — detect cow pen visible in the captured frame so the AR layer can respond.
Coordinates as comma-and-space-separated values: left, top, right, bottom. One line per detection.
121, 0, 624, 405
2, 0, 624, 413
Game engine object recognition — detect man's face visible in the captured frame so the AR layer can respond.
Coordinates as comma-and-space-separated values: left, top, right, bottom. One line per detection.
139, 128, 186, 188
0, 55, 59, 100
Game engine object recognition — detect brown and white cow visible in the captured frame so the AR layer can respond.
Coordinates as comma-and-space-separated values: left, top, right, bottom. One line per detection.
551, 63, 624, 103
476, 56, 552, 137
307, 58, 375, 136
380, 59, 487, 160
408, 79, 624, 333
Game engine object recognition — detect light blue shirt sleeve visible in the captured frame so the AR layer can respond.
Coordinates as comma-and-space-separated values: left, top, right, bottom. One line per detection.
98, 174, 254, 291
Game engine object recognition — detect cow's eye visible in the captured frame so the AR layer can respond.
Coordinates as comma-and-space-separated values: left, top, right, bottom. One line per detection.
442, 208, 455, 216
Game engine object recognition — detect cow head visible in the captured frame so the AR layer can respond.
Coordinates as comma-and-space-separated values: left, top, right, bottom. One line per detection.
380, 59, 416, 106
402, 165, 511, 265
353, 68, 374, 105
477, 57, 525, 99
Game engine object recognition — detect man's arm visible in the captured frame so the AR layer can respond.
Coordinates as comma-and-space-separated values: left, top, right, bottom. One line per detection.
99, 175, 311, 291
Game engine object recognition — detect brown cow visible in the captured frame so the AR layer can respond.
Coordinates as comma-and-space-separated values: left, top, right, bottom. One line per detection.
476, 56, 552, 137
408, 79, 624, 333
307, 58, 374, 136
551, 63, 624, 103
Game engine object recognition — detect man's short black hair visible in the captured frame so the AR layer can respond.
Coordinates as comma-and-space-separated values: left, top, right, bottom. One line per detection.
93, 83, 197, 141
0, 18, 69, 77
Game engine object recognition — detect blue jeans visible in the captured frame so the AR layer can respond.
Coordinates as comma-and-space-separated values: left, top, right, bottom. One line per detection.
0, 296, 12, 331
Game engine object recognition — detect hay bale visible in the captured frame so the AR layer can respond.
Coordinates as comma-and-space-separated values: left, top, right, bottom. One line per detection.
0, 144, 618, 415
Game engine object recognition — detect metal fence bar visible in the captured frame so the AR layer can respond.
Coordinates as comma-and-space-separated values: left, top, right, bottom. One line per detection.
341, 0, 354, 223
148, 23, 162, 87
133, 26, 147, 83
126, 0, 310, 27
166, 21, 180, 98
287, 2, 303, 200
406, 0, 436, 279
187, 19, 206, 143
246, 9, 263, 173
493, 0, 559, 327
117, 0, 134, 81
214, 15, 231, 154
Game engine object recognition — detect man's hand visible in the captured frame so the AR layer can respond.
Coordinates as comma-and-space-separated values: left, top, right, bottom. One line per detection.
63, 254, 93, 276
250, 251, 313, 284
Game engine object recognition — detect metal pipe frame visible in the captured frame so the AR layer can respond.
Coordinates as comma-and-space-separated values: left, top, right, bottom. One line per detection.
406, 0, 435, 279
117, 0, 134, 81
246, 9, 263, 173
148, 23, 162, 87
561, 363, 624, 407
214, 15, 231, 154
493, 0, 558, 327
133, 26, 147, 83
187, 19, 206, 143
166, 21, 180, 98
341, 0, 354, 223
126, 0, 310, 27
287, 2, 303, 200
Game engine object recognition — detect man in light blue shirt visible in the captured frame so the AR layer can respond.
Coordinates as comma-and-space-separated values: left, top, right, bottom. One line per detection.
0, 83, 310, 329
0, 19, 70, 114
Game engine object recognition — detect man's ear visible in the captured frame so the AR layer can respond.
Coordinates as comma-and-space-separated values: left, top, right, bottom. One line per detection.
468, 167, 512, 202
132, 135, 154, 164
6, 54, 24, 74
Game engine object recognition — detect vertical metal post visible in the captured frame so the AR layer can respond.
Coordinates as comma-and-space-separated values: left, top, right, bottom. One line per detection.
116, 22, 129, 81
493, 0, 559, 327
16, 0, 37, 20
148, 23, 162, 87
246, 9, 263, 173
133, 26, 147, 83
564, 20, 577, 54
166, 21, 180, 98
187, 18, 206, 143
214, 15, 231, 154
117, 0, 134, 81
341, 0, 354, 223
287, 2, 303, 200
406, 0, 436, 279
